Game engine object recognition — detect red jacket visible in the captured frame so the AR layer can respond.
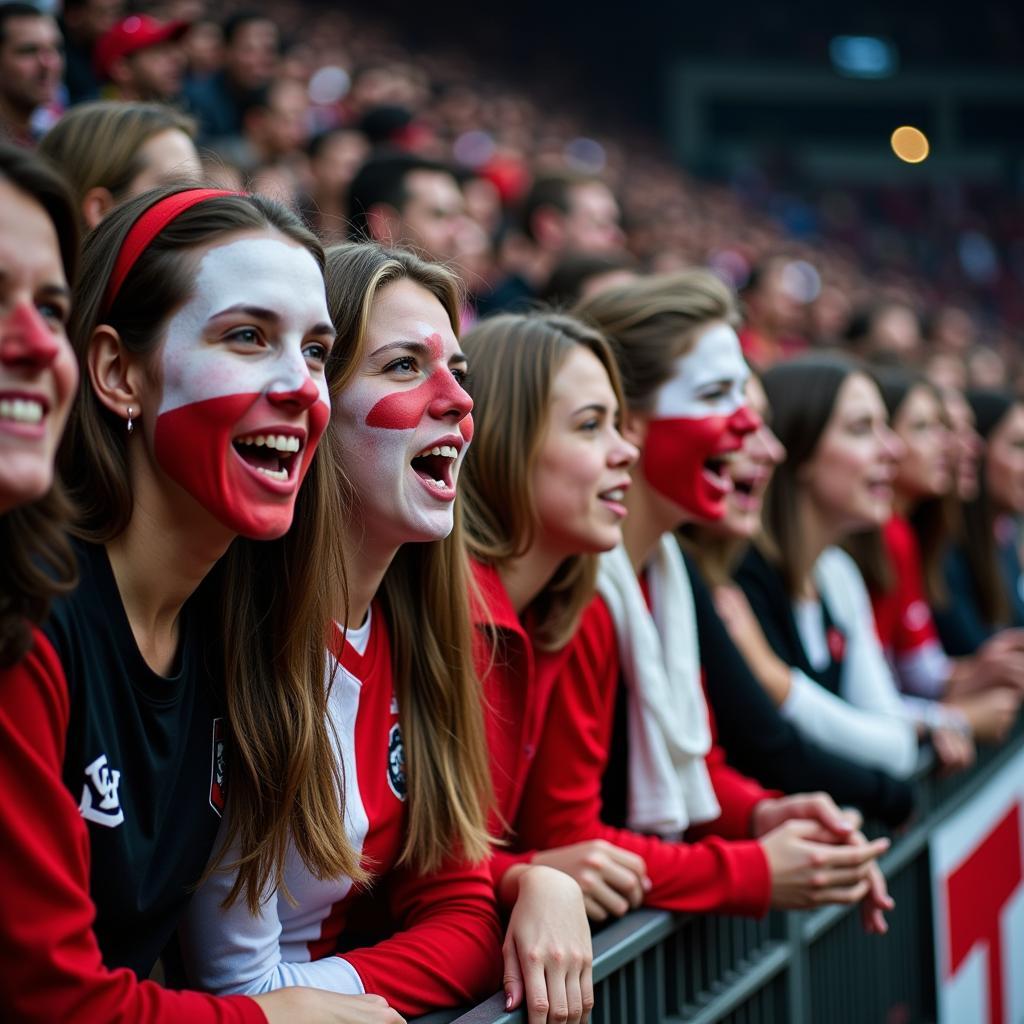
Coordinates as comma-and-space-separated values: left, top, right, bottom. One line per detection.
0, 630, 262, 1024
516, 595, 773, 917
471, 561, 573, 887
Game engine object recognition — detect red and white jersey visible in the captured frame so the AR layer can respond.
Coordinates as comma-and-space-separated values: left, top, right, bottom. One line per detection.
179, 605, 502, 1016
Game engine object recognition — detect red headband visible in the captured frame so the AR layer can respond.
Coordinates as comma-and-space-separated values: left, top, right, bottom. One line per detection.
101, 188, 242, 315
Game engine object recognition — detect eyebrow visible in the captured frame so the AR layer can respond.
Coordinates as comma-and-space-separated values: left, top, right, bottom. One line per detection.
209, 303, 336, 338
39, 283, 72, 301
0, 271, 71, 299
572, 402, 609, 416
373, 339, 467, 363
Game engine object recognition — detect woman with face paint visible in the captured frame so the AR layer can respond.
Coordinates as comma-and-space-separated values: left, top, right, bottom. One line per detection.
179, 243, 506, 1020
459, 311, 641, 1020
0, 184, 403, 1024
518, 272, 892, 930
0, 144, 78, 668
848, 370, 1023, 753
680, 376, 914, 825
733, 355, 923, 781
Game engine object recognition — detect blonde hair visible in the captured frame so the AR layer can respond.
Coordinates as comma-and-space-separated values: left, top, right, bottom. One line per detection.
573, 268, 741, 413
324, 242, 492, 870
39, 102, 197, 229
461, 311, 626, 650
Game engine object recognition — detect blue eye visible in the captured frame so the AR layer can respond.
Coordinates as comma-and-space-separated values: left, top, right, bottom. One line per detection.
385, 356, 417, 374
228, 327, 262, 345
36, 300, 68, 326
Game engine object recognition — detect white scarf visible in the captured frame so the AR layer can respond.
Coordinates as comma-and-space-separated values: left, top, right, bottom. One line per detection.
596, 537, 720, 838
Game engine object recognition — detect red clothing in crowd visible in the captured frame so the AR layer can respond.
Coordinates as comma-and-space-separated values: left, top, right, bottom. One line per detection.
872, 516, 950, 699
0, 630, 263, 1024
179, 609, 503, 1017
516, 595, 773, 917
470, 561, 573, 886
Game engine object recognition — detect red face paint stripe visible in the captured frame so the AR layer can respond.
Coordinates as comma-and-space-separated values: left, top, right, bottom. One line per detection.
154, 391, 328, 540
366, 368, 473, 430
1, 304, 61, 366
267, 376, 320, 409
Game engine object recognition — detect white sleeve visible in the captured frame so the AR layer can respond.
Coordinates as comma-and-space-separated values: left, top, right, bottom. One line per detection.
809, 548, 919, 777
781, 667, 919, 777
177, 818, 365, 996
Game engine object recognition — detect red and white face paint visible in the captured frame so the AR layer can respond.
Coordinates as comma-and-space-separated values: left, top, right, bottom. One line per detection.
152, 234, 333, 539
333, 278, 473, 546
642, 322, 760, 522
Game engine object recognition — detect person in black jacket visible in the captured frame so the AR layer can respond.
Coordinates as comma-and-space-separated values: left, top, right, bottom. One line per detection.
682, 375, 913, 826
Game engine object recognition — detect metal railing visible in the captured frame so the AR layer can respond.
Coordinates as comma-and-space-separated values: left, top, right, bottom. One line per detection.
417, 723, 1024, 1024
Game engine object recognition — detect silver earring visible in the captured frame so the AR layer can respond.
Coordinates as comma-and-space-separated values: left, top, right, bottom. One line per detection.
126, 406, 134, 434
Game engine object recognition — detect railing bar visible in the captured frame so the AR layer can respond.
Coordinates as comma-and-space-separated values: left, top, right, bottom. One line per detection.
591, 908, 681, 978
438, 727, 1024, 1024
680, 943, 790, 1024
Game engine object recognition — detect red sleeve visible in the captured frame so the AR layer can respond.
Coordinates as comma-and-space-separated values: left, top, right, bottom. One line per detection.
488, 847, 534, 889
516, 600, 771, 917
342, 853, 503, 1016
880, 518, 941, 657
0, 630, 263, 1024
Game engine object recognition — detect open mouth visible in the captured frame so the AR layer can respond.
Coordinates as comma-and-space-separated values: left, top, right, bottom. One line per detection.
232, 431, 303, 483
410, 443, 458, 491
703, 452, 735, 491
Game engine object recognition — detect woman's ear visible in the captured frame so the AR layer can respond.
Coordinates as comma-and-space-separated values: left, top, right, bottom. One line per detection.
87, 325, 149, 428
620, 408, 648, 449
81, 186, 116, 230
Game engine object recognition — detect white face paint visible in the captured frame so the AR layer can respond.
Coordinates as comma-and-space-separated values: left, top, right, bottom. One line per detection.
652, 323, 749, 421
158, 235, 331, 416
332, 278, 473, 549
151, 232, 335, 539
641, 321, 759, 523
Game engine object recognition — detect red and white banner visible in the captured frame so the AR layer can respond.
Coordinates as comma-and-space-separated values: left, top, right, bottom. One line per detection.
931, 744, 1024, 1024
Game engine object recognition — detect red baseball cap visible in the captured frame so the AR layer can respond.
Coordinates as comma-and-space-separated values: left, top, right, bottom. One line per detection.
94, 15, 189, 80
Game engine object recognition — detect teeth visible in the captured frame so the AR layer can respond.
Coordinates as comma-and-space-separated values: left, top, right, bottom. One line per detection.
414, 444, 458, 459
602, 489, 625, 501
236, 433, 301, 452
255, 466, 288, 481
0, 398, 44, 424
426, 478, 447, 489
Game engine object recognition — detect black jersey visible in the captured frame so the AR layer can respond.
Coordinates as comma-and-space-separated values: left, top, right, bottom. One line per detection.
44, 540, 229, 978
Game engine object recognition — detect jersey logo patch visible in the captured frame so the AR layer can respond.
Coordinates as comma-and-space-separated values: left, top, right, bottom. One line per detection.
387, 722, 407, 801
79, 753, 124, 828
209, 717, 227, 816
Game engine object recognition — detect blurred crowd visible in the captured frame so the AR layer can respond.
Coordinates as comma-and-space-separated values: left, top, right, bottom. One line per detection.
2, 0, 1022, 397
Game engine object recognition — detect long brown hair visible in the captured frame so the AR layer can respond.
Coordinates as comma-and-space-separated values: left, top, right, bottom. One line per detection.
460, 311, 627, 650
760, 354, 864, 596
63, 186, 358, 911
0, 143, 79, 668
849, 366, 956, 604
324, 241, 491, 871
961, 389, 1021, 627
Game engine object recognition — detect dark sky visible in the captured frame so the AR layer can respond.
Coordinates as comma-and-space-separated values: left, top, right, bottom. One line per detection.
337, 0, 1024, 131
